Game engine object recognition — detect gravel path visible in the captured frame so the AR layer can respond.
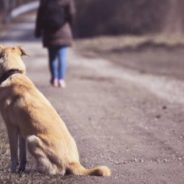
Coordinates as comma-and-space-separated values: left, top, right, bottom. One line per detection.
0, 13, 184, 184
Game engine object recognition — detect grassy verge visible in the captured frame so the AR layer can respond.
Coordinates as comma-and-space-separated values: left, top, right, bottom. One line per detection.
75, 34, 184, 56
75, 34, 184, 80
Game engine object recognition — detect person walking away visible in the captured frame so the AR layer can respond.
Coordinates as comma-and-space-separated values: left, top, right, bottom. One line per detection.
35, 0, 76, 88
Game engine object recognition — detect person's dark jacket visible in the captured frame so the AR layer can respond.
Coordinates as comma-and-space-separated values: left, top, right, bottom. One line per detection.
35, 0, 76, 48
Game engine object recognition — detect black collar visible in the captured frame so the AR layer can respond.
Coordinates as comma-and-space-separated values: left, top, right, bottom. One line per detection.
0, 69, 22, 84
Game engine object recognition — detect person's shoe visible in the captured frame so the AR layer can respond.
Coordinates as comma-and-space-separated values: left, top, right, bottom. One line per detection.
51, 79, 59, 87
58, 79, 66, 88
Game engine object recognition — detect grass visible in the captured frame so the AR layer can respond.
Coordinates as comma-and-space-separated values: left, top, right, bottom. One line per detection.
75, 33, 184, 55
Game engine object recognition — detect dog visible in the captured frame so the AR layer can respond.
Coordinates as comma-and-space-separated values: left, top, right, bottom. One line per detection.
0, 45, 111, 176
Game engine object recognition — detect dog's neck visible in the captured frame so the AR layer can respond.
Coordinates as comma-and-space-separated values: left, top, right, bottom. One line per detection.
0, 69, 22, 84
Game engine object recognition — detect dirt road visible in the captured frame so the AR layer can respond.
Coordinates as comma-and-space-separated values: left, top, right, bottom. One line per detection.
0, 13, 184, 184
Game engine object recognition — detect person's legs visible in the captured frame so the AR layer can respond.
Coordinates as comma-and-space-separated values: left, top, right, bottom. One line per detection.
58, 47, 68, 87
48, 47, 59, 86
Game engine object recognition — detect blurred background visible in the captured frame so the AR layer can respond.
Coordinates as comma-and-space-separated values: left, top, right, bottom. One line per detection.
1, 0, 184, 79
1, 1, 184, 184
75, 0, 184, 37
0, 0, 184, 37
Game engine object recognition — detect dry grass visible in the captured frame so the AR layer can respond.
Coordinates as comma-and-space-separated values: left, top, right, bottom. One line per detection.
75, 34, 184, 54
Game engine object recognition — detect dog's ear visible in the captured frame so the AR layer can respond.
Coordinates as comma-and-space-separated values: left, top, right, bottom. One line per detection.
18, 46, 27, 56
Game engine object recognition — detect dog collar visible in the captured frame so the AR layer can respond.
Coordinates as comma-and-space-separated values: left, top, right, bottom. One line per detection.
0, 69, 22, 84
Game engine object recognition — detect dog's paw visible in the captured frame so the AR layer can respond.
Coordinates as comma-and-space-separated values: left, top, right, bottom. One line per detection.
18, 163, 26, 173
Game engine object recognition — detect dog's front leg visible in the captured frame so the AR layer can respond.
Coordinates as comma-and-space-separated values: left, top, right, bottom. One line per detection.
18, 136, 27, 173
6, 124, 19, 172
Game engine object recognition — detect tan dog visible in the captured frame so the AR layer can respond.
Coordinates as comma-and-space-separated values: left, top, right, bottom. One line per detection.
0, 46, 111, 176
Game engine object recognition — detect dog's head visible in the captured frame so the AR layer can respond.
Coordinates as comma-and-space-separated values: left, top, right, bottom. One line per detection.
0, 45, 27, 75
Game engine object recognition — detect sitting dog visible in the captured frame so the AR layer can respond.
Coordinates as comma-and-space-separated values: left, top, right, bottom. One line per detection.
0, 45, 111, 176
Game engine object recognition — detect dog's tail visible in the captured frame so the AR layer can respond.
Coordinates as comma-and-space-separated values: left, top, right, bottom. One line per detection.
67, 162, 111, 176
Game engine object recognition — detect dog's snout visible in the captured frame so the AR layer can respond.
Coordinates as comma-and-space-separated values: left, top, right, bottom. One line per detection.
0, 58, 4, 64
0, 53, 2, 58
0, 51, 5, 62
0, 53, 4, 62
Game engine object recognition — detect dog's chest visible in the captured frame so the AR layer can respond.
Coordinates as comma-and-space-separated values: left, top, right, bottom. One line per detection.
5, 98, 11, 106
0, 87, 20, 110
0, 97, 13, 113
0, 96, 20, 124
0, 95, 18, 113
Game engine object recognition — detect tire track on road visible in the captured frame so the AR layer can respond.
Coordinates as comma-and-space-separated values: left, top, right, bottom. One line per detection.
71, 51, 184, 105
